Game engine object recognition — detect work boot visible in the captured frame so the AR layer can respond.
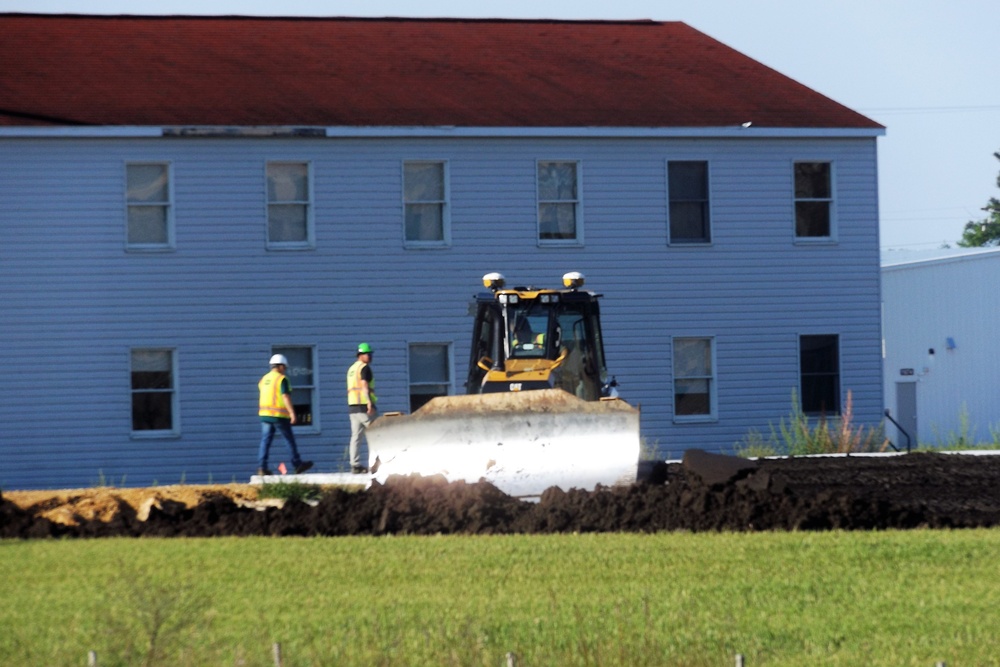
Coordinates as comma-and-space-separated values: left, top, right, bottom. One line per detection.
257, 468, 273, 476
294, 461, 314, 474
351, 465, 368, 474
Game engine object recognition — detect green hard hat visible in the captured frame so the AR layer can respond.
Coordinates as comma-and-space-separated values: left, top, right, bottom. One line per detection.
357, 342, 373, 354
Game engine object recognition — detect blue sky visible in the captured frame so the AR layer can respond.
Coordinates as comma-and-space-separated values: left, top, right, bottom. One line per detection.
5, 0, 999, 250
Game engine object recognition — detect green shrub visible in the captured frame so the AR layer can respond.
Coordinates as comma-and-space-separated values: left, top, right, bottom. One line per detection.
256, 480, 322, 503
735, 428, 779, 458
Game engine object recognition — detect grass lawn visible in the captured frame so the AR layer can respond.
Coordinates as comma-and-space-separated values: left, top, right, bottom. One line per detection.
2, 530, 999, 666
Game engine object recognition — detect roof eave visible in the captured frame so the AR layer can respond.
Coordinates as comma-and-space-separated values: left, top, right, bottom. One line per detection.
0, 125, 886, 139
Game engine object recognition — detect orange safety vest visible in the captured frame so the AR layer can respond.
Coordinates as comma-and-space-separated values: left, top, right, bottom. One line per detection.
346, 360, 377, 406
259, 369, 290, 419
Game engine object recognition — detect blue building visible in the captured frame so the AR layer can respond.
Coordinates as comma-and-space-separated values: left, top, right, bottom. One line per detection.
0, 15, 885, 489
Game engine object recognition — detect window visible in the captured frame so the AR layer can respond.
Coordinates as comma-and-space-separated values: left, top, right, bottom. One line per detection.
673, 337, 715, 419
668, 161, 710, 244
800, 334, 840, 415
404, 161, 449, 245
272, 346, 317, 427
130, 348, 177, 434
267, 162, 313, 247
408, 343, 451, 412
794, 162, 833, 238
537, 161, 581, 243
126, 163, 173, 249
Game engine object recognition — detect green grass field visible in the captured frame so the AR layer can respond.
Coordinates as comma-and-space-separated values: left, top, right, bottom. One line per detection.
3, 530, 999, 666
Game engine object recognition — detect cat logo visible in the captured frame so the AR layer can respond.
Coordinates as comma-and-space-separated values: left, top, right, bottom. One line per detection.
509, 383, 522, 391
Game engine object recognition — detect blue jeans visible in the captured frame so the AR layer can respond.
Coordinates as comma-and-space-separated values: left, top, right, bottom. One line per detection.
258, 420, 303, 470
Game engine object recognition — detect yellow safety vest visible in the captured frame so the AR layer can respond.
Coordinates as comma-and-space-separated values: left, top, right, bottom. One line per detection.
347, 360, 377, 406
513, 332, 545, 346
258, 369, 290, 419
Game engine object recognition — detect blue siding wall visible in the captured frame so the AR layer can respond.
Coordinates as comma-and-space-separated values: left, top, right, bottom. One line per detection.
0, 135, 883, 489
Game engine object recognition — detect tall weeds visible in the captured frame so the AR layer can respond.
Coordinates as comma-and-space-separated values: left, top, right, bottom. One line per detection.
737, 390, 887, 457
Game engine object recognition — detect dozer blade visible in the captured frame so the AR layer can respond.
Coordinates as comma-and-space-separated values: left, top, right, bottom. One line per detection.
367, 388, 640, 498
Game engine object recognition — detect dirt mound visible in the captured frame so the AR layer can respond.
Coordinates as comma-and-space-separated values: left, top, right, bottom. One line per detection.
4, 452, 1000, 538
2, 484, 261, 526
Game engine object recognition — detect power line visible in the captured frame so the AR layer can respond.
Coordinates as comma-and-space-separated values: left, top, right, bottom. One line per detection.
859, 104, 1000, 116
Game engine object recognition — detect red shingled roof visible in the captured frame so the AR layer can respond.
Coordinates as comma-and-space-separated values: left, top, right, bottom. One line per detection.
0, 14, 882, 129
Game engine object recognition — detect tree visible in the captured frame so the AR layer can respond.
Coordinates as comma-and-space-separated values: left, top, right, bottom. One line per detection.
957, 149, 1000, 247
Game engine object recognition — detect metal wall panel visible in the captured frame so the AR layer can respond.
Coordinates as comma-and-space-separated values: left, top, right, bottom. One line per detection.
882, 250, 1000, 446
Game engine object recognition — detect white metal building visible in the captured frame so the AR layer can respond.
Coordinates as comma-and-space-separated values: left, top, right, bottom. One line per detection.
882, 247, 1000, 447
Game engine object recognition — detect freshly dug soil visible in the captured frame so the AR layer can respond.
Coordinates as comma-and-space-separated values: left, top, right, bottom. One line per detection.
3, 452, 1000, 538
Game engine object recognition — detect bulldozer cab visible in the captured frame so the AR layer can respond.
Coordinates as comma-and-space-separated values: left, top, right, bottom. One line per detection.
466, 276, 610, 400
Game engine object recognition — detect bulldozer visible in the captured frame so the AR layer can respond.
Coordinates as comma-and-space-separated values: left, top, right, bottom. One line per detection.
367, 272, 642, 497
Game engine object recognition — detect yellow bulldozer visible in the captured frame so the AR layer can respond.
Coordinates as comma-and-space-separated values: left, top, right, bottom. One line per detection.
367, 272, 641, 497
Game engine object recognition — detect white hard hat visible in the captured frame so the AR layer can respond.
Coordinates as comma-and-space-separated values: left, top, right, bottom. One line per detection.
269, 354, 289, 366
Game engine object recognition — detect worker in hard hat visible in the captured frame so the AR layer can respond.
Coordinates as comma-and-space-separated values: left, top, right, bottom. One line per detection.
258, 354, 313, 476
346, 342, 377, 474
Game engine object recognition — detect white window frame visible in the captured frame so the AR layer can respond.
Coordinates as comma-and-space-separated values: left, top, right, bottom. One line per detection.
793, 160, 837, 242
407, 342, 453, 412
537, 159, 583, 246
798, 333, 841, 416
667, 159, 712, 245
130, 347, 180, 438
403, 160, 451, 248
125, 162, 174, 251
271, 344, 320, 433
672, 336, 717, 422
266, 161, 315, 250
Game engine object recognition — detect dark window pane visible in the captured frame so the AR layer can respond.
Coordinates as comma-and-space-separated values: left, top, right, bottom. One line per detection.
410, 387, 449, 412
800, 335, 840, 415
290, 395, 312, 425
132, 392, 173, 430
272, 347, 314, 427
131, 371, 171, 390
130, 350, 174, 431
675, 379, 710, 416
794, 162, 830, 198
801, 375, 839, 415
796, 201, 830, 237
670, 201, 709, 242
669, 161, 707, 200
800, 335, 838, 373
669, 162, 709, 242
